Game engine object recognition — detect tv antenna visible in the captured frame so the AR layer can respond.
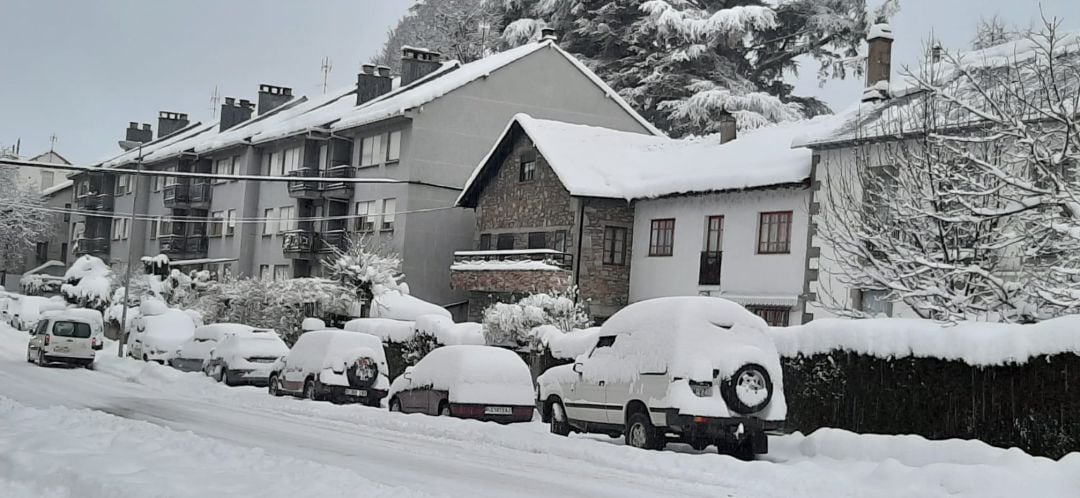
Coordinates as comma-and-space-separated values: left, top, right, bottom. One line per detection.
209, 86, 221, 117
320, 57, 333, 94
49, 133, 58, 152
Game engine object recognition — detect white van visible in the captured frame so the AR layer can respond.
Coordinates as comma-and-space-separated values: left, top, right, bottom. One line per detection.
27, 314, 103, 368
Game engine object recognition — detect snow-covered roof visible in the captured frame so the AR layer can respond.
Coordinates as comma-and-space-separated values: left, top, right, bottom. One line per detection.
459, 114, 817, 204
795, 31, 1080, 149
40, 180, 73, 197
98, 121, 208, 169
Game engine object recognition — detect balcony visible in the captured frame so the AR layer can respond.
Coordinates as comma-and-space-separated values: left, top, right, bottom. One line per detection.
76, 193, 113, 211
698, 251, 723, 285
282, 230, 317, 258
450, 249, 573, 293
321, 165, 353, 199
73, 238, 110, 258
318, 229, 349, 254
163, 181, 212, 209
159, 235, 208, 259
286, 168, 322, 199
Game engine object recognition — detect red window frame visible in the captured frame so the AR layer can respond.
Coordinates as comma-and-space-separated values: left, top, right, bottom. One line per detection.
648, 219, 675, 257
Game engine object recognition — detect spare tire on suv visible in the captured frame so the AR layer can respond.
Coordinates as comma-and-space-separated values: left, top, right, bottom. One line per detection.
346, 356, 379, 389
719, 363, 774, 415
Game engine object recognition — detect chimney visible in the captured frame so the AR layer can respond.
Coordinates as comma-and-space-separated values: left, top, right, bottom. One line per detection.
357, 63, 393, 105
400, 46, 442, 87
862, 23, 894, 102
125, 122, 152, 145
717, 109, 737, 144
931, 43, 943, 64
220, 97, 255, 132
540, 27, 557, 41
258, 84, 293, 115
157, 111, 189, 138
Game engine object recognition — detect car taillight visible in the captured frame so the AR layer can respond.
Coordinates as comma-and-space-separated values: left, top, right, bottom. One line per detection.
44, 335, 50, 346
91, 337, 99, 347
689, 380, 713, 397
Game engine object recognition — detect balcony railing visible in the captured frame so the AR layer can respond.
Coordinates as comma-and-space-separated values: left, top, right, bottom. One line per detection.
163, 181, 212, 208
698, 251, 723, 285
76, 193, 114, 211
318, 230, 349, 254
321, 165, 353, 198
282, 230, 317, 256
159, 234, 208, 257
452, 249, 573, 270
73, 238, 110, 257
286, 168, 322, 199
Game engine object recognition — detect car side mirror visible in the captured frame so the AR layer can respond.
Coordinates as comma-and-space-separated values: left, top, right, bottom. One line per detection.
572, 362, 583, 374
403, 371, 412, 381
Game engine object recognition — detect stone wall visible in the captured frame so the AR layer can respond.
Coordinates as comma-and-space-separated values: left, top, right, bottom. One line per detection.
450, 268, 572, 294
576, 198, 633, 319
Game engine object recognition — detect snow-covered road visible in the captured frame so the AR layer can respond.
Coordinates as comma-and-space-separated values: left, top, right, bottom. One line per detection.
0, 324, 1076, 498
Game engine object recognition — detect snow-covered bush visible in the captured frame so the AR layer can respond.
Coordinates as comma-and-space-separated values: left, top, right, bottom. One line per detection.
60, 256, 114, 310
481, 288, 590, 349
20, 274, 61, 296
401, 330, 441, 367
324, 236, 404, 314
195, 276, 350, 345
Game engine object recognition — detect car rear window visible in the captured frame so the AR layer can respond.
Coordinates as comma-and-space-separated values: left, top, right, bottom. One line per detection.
52, 321, 92, 339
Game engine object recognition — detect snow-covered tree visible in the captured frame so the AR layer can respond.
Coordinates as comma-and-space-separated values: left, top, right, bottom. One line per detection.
494, 0, 897, 136
324, 235, 404, 314
401, 330, 442, 366
195, 276, 350, 344
60, 255, 115, 311
373, 0, 501, 72
815, 20, 1080, 322
0, 165, 53, 280
482, 287, 590, 348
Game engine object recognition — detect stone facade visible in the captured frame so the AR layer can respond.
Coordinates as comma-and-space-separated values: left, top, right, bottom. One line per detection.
475, 132, 576, 237
576, 198, 633, 318
450, 268, 572, 294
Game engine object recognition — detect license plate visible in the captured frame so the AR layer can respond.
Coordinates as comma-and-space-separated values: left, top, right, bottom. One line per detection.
484, 406, 512, 415
54, 346, 69, 353
345, 388, 367, 397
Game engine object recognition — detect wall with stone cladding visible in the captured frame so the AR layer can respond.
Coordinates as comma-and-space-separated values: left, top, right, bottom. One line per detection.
576, 198, 634, 319
450, 269, 572, 295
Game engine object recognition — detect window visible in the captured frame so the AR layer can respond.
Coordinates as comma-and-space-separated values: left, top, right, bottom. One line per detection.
603, 226, 627, 265
354, 201, 376, 231
747, 306, 790, 327
150, 217, 158, 240
210, 211, 224, 237
226, 210, 237, 236
263, 208, 275, 235
381, 198, 396, 231
159, 218, 172, 238
496, 233, 514, 250
858, 289, 892, 317
115, 175, 129, 195
590, 335, 617, 357
278, 206, 295, 233
78, 180, 90, 196
259, 265, 271, 280
121, 218, 130, 239
35, 242, 48, 264
478, 234, 491, 251
41, 171, 55, 190
704, 216, 724, 253
164, 167, 177, 187
548, 231, 567, 252
386, 131, 401, 162
757, 211, 792, 254
283, 147, 302, 175
273, 265, 290, 281
519, 151, 536, 182
527, 232, 546, 249
63, 203, 71, 223
60, 243, 67, 264
153, 174, 162, 192
360, 135, 383, 167
648, 219, 675, 256
269, 151, 283, 176
214, 158, 231, 183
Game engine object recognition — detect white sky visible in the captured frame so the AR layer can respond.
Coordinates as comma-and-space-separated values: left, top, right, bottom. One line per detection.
1, 0, 1077, 164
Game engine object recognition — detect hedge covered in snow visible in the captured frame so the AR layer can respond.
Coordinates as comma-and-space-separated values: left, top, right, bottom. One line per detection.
775, 317, 1080, 458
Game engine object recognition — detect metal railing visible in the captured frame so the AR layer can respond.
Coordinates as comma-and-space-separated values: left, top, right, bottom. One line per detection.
318, 230, 349, 254
163, 181, 212, 207
282, 230, 317, 254
73, 238, 110, 257
286, 168, 321, 195
698, 251, 723, 285
75, 193, 114, 211
321, 165, 353, 197
452, 249, 573, 270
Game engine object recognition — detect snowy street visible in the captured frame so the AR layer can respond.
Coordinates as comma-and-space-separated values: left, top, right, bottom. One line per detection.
1, 324, 1076, 498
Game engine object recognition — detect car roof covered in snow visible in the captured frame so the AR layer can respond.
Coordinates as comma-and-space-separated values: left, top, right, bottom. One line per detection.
396, 345, 533, 405
458, 114, 818, 204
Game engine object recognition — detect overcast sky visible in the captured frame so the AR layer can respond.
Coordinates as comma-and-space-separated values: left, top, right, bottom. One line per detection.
2, 0, 1077, 164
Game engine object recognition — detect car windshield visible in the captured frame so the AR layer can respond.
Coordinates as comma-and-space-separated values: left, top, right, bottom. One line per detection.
51, 321, 92, 339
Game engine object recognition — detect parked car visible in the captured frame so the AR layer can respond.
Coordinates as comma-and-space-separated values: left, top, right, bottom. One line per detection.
0, 293, 17, 325
10, 296, 66, 331
171, 323, 259, 373
388, 345, 534, 423
43, 308, 105, 338
26, 313, 103, 368
536, 296, 786, 459
268, 329, 389, 406
129, 309, 198, 363
209, 330, 289, 386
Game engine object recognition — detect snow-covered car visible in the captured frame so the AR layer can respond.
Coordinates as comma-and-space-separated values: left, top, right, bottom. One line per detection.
171, 323, 260, 373
129, 309, 198, 363
268, 329, 390, 406
388, 345, 534, 423
26, 314, 103, 368
0, 292, 16, 325
536, 297, 786, 459
10, 296, 67, 331
209, 330, 289, 386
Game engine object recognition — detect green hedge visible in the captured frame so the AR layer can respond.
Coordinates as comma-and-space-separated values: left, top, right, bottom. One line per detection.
781, 352, 1080, 459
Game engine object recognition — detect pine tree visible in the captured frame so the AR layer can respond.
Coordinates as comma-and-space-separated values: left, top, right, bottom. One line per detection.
372, 0, 502, 72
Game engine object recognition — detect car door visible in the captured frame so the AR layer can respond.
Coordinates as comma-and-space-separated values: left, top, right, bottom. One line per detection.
28, 320, 47, 351
565, 336, 616, 424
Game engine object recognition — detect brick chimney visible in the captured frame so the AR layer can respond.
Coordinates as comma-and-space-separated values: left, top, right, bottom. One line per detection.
157, 111, 189, 138
357, 63, 393, 105
258, 84, 293, 115
220, 97, 255, 132
717, 109, 736, 144
125, 122, 152, 144
400, 46, 442, 87
862, 23, 894, 102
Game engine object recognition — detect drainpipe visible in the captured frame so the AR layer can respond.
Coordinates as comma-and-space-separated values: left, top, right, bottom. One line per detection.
573, 199, 585, 290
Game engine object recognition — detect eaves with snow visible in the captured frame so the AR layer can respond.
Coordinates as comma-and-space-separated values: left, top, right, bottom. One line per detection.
457, 113, 822, 205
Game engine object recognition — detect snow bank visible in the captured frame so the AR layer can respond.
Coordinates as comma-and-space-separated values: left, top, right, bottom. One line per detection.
528, 325, 600, 359
370, 291, 451, 321
416, 314, 485, 346
0, 397, 424, 498
769, 316, 1080, 366
390, 345, 534, 405
344, 318, 416, 343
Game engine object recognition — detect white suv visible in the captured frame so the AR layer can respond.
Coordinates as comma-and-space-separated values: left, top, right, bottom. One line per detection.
27, 314, 103, 368
537, 297, 786, 459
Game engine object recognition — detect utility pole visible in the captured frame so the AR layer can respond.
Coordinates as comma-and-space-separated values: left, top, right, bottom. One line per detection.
117, 142, 143, 357
320, 57, 333, 94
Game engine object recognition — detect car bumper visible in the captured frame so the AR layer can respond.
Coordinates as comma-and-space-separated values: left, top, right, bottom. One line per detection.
170, 357, 205, 372
450, 403, 534, 423
226, 368, 274, 386
661, 410, 785, 453
41, 353, 94, 365
323, 385, 387, 405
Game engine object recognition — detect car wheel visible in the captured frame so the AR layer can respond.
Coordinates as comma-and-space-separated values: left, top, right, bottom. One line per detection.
439, 403, 451, 416
717, 440, 755, 461
549, 400, 571, 437
222, 369, 235, 386
626, 412, 663, 450
215, 366, 226, 383
84, 361, 94, 371
303, 379, 318, 401
37, 350, 47, 367
389, 397, 402, 412
268, 375, 283, 397
26, 348, 32, 363
142, 354, 149, 362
